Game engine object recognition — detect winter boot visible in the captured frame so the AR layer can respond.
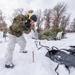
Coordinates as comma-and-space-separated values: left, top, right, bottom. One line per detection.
5, 63, 14, 68
19, 51, 28, 53
22, 51, 28, 53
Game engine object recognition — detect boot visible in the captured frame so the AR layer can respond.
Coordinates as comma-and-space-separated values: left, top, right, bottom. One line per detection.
5, 63, 14, 68
19, 51, 28, 53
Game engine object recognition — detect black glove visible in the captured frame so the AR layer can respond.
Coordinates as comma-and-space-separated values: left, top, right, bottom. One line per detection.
25, 19, 31, 30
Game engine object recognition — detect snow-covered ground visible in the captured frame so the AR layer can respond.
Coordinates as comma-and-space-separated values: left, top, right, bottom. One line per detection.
0, 32, 75, 75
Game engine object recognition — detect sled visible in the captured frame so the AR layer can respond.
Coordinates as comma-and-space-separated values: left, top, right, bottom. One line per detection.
34, 41, 75, 75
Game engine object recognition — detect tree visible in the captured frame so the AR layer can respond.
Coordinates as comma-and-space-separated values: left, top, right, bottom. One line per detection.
70, 18, 75, 32
60, 15, 70, 31
0, 10, 7, 31
8, 8, 25, 23
12, 8, 24, 17
44, 9, 52, 29
35, 9, 44, 32
52, 2, 67, 30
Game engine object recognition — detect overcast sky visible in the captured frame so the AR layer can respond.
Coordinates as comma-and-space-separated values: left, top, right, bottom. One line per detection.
0, 0, 75, 25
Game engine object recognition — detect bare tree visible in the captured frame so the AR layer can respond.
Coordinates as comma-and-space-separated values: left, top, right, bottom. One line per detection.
44, 9, 52, 29
70, 18, 75, 32
52, 2, 67, 30
35, 9, 44, 31
60, 14, 70, 31
0, 10, 6, 21
12, 8, 24, 18
0, 10, 7, 31
7, 8, 24, 23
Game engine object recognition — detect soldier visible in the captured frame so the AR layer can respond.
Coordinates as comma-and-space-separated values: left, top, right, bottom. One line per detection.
5, 13, 37, 68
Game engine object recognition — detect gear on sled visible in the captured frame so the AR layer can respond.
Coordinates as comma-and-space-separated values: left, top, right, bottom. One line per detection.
45, 46, 75, 75
34, 41, 75, 75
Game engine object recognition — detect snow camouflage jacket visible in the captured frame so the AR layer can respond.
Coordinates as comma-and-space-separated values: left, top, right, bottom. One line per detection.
9, 14, 34, 37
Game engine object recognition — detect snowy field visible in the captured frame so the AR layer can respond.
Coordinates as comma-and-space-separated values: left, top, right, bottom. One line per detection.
0, 32, 75, 75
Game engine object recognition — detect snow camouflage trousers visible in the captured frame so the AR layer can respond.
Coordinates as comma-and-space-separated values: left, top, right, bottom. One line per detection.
5, 33, 26, 65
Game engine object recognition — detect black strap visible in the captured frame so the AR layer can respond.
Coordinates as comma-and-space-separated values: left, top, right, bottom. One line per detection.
52, 46, 60, 50
55, 64, 59, 75
65, 65, 70, 74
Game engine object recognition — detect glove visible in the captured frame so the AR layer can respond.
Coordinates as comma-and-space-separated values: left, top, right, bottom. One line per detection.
25, 19, 31, 30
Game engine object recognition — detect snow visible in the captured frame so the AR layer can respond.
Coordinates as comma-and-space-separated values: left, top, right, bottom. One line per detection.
0, 31, 75, 75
